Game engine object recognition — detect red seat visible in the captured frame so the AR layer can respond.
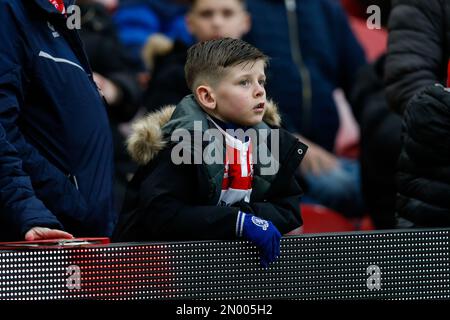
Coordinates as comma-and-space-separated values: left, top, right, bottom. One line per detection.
358, 215, 376, 231
301, 204, 355, 233
349, 16, 388, 62
297, 204, 375, 234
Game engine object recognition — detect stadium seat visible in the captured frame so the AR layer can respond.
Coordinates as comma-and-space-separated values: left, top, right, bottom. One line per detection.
300, 204, 374, 233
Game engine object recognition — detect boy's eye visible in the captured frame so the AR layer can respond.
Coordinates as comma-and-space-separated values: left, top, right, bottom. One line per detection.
239, 80, 250, 86
222, 9, 235, 18
199, 10, 213, 18
259, 79, 266, 86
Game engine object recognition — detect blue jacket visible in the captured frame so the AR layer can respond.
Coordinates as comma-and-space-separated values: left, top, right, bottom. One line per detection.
0, 0, 115, 238
114, 0, 193, 67
0, 124, 62, 240
245, 0, 366, 151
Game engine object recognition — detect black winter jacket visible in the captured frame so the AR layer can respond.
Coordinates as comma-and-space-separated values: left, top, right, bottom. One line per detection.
113, 95, 308, 241
397, 85, 450, 226
385, 0, 450, 113
385, 0, 450, 227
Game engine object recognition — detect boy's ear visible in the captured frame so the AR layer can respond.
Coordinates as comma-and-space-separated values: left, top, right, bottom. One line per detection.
196, 85, 216, 111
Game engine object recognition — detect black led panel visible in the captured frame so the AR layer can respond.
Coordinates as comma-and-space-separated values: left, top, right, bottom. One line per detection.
0, 229, 449, 300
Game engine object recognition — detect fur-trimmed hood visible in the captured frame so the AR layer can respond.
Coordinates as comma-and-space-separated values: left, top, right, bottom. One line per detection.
128, 95, 282, 165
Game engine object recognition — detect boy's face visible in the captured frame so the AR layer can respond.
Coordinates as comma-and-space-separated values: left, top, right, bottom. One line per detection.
187, 0, 250, 42
208, 60, 267, 127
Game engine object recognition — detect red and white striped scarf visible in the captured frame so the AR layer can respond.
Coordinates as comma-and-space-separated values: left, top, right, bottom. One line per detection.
209, 117, 254, 207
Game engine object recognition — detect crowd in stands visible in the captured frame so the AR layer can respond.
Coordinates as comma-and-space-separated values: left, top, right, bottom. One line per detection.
1, 0, 449, 265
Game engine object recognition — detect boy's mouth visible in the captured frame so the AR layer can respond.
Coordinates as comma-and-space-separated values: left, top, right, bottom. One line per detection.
253, 102, 265, 112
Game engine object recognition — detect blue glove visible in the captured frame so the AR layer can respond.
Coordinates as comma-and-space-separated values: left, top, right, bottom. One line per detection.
236, 212, 281, 268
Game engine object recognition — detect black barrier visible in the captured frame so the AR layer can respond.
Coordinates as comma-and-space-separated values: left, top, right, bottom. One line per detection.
0, 229, 449, 300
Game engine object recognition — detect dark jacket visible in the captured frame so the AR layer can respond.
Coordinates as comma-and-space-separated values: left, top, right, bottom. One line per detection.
396, 85, 450, 227
350, 55, 402, 229
0, 124, 61, 240
142, 36, 190, 112
78, 2, 141, 211
0, 0, 115, 238
385, 0, 450, 227
244, 0, 366, 151
385, 0, 450, 113
113, 95, 307, 241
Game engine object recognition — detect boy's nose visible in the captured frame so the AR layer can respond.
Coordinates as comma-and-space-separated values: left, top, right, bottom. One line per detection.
254, 84, 265, 98
211, 14, 225, 28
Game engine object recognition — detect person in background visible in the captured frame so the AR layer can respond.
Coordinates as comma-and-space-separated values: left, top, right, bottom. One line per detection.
0, 0, 115, 240
78, 0, 142, 212
141, 0, 251, 112
351, 54, 402, 229
385, 0, 450, 227
342, 0, 401, 230
114, 0, 192, 69
244, 0, 367, 217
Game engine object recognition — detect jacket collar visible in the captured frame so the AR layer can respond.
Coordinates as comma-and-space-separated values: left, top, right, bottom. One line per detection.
127, 94, 283, 165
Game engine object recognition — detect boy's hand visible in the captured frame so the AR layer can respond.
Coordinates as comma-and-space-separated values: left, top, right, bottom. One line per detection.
238, 212, 281, 268
24, 227, 74, 241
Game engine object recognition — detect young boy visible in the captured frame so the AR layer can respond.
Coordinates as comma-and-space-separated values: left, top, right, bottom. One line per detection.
114, 38, 307, 268
142, 0, 251, 111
